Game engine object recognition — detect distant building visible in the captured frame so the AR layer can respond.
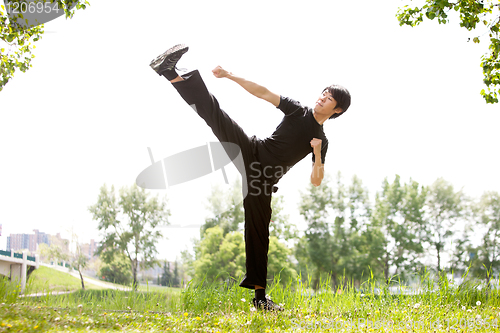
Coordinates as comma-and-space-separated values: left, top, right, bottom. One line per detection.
80, 239, 97, 259
50, 233, 70, 253
7, 233, 31, 252
5, 229, 98, 258
6, 230, 62, 254
30, 229, 50, 252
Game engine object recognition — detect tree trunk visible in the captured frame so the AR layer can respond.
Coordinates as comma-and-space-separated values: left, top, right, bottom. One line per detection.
437, 246, 441, 272
132, 259, 138, 291
331, 271, 338, 291
133, 268, 138, 291
384, 255, 389, 282
78, 268, 85, 290
313, 270, 320, 290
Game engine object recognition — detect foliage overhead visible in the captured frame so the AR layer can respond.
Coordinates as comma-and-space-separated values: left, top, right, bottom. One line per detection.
397, 0, 500, 103
0, 0, 90, 91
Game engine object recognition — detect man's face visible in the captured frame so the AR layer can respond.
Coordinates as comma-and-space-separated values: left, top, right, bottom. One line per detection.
314, 90, 340, 117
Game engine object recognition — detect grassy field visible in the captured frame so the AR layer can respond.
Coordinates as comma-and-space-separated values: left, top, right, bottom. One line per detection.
138, 284, 182, 294
2, 269, 500, 332
24, 266, 107, 294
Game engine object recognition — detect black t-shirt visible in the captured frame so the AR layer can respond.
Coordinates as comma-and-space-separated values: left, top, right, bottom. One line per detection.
256, 96, 328, 183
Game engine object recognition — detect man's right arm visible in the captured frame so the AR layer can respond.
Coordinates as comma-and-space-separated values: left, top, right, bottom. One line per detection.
212, 66, 280, 107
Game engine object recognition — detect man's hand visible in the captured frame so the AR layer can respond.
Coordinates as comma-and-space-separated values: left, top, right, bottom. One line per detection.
212, 66, 230, 78
310, 138, 324, 187
310, 138, 322, 155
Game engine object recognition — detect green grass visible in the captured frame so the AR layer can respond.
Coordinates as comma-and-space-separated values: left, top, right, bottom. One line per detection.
25, 266, 106, 294
138, 283, 183, 295
2, 270, 500, 332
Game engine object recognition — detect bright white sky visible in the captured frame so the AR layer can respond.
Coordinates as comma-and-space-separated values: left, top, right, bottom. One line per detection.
0, 0, 499, 262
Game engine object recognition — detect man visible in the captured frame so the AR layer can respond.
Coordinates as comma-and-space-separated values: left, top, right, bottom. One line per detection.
150, 44, 351, 311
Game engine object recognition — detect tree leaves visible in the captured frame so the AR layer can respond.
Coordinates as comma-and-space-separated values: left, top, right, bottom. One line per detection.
397, 0, 500, 104
0, 0, 90, 92
299, 173, 375, 288
88, 183, 169, 290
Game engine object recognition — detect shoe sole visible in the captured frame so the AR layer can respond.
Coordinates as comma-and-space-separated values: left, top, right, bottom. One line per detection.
252, 300, 284, 311
150, 44, 189, 73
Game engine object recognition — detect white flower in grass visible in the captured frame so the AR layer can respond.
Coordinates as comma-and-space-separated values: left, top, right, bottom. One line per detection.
467, 309, 472, 312
250, 307, 256, 312
462, 306, 466, 311
413, 303, 421, 309
360, 294, 365, 297
477, 301, 482, 306
476, 314, 482, 320
241, 298, 246, 303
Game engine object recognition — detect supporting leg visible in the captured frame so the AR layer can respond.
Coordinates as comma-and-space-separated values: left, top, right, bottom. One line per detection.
166, 68, 274, 297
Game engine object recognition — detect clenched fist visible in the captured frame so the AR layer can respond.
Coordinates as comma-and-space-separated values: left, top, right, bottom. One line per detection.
212, 66, 230, 78
310, 138, 322, 156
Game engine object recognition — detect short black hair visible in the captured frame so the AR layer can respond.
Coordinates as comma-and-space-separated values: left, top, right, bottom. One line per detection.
324, 85, 351, 119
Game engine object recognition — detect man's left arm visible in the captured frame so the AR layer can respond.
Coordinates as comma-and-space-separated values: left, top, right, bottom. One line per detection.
310, 138, 324, 187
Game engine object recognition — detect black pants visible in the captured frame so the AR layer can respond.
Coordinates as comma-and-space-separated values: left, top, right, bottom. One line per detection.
172, 70, 274, 289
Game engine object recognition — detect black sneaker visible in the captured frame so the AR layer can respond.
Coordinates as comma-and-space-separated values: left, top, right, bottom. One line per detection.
252, 295, 284, 311
150, 44, 189, 75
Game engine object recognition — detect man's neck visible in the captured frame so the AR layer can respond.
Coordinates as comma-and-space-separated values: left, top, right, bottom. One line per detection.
313, 111, 329, 125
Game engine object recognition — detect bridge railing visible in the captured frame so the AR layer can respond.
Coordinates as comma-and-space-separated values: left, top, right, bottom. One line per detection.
0, 249, 37, 262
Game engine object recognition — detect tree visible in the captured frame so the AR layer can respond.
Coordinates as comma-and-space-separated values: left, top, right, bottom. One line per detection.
159, 260, 180, 287
449, 227, 474, 276
267, 236, 297, 284
201, 180, 297, 242
470, 191, 500, 283
397, 0, 500, 103
38, 231, 88, 290
201, 180, 244, 238
88, 184, 170, 290
372, 175, 427, 281
293, 235, 316, 282
70, 232, 89, 290
425, 178, 463, 272
269, 195, 298, 242
299, 173, 372, 289
192, 226, 246, 284
343, 175, 375, 286
299, 175, 337, 288
38, 242, 67, 265
160, 261, 173, 287
188, 180, 297, 285
98, 252, 132, 285
1, 0, 90, 91
172, 260, 180, 287
190, 225, 296, 286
